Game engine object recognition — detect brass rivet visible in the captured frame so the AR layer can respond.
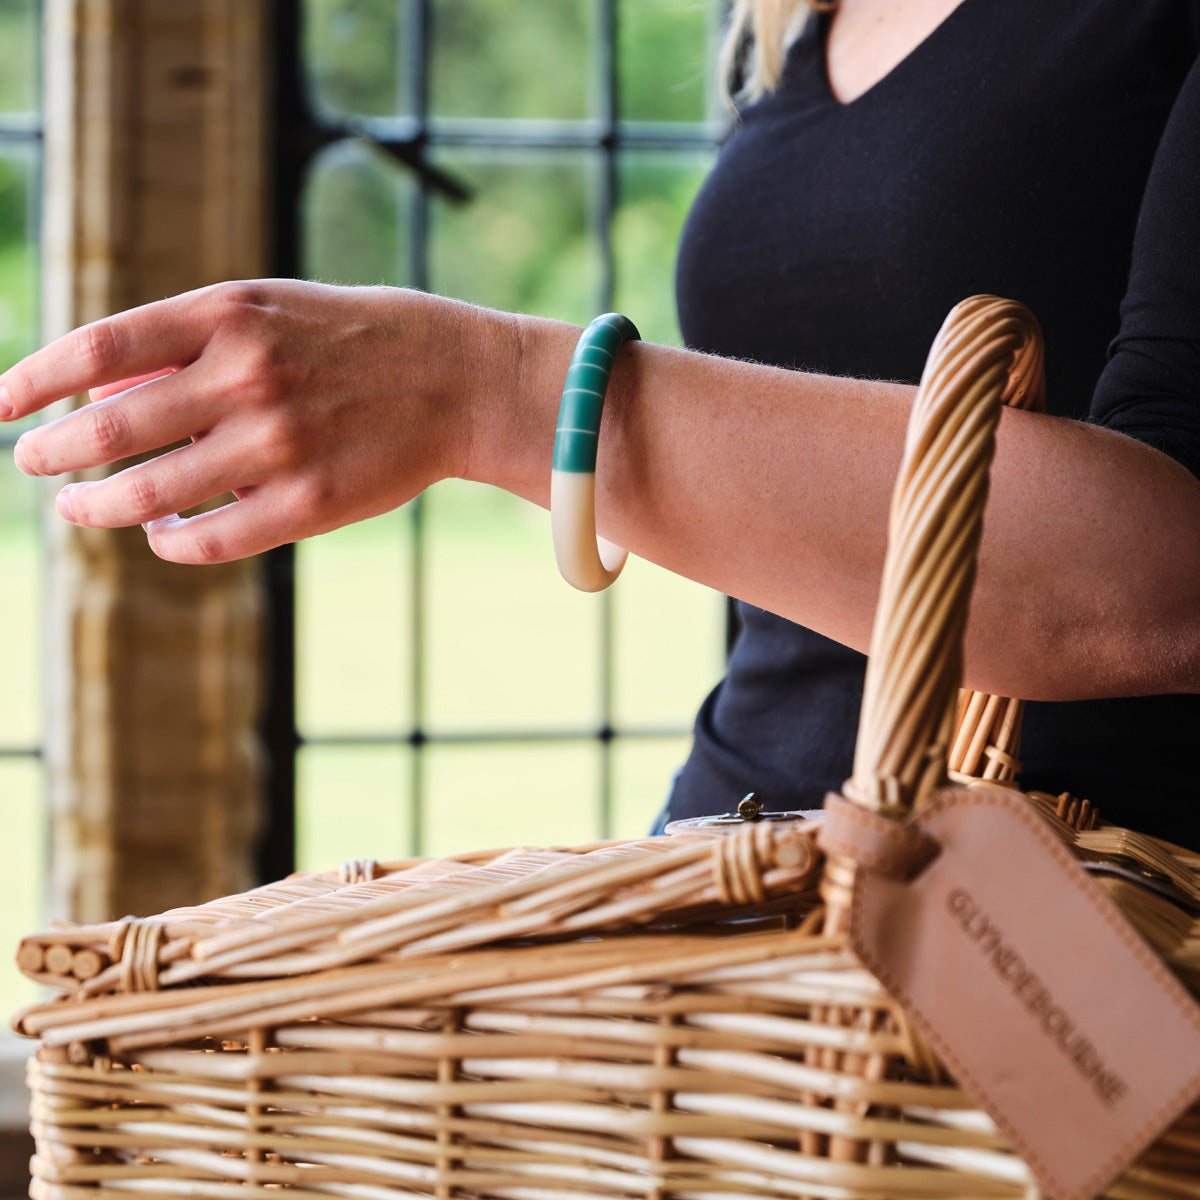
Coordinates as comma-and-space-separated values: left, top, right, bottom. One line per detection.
737, 793, 763, 821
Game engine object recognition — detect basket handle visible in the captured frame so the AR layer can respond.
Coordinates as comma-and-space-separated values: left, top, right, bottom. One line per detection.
847, 295, 1044, 818
947, 313, 1046, 787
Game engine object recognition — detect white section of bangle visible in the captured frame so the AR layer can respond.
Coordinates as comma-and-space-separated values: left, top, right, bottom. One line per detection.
550, 468, 627, 592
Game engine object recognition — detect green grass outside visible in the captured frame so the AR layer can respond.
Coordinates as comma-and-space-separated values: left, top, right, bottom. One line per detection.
295, 479, 725, 863
0, 511, 45, 1017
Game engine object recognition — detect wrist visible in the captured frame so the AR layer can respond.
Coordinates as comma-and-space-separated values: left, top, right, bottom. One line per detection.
462, 307, 583, 507
371, 287, 510, 491
454, 301, 526, 490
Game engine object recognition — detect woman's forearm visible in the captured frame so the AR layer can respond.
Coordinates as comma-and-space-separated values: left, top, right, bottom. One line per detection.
480, 311, 1200, 701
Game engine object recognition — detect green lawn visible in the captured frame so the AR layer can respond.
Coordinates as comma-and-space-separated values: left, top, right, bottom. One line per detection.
0, 506, 45, 1018
295, 479, 724, 864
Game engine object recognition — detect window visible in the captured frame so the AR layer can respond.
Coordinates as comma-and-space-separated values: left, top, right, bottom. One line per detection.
0, 0, 43, 1017
278, 0, 729, 869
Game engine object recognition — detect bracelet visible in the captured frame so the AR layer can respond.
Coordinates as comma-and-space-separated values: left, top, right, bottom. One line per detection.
551, 312, 640, 591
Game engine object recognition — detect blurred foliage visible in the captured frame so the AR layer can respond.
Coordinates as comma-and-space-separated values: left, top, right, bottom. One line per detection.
304, 140, 716, 342
0, 0, 36, 113
429, 150, 600, 323
0, 151, 36, 375
304, 140, 415, 285
303, 0, 721, 124
428, 0, 595, 121
0, 60, 40, 531
615, 151, 714, 346
618, 0, 717, 123
304, 0, 409, 117
301, 0, 723, 341
0, 0, 39, 381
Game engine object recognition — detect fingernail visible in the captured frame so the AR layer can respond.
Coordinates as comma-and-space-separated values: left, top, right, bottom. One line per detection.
0, 384, 12, 421
13, 435, 32, 475
56, 485, 77, 522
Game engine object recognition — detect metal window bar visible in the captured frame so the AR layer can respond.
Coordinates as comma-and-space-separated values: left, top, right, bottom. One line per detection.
260, 0, 728, 879
0, 0, 44, 768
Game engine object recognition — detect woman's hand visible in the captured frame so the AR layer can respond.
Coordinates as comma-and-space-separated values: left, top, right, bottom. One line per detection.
1, 279, 514, 563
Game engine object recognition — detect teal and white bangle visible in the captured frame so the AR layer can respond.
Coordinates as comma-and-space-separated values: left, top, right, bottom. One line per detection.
551, 312, 640, 592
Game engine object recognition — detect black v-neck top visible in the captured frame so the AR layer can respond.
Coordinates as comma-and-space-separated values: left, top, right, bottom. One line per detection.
670, 0, 1200, 844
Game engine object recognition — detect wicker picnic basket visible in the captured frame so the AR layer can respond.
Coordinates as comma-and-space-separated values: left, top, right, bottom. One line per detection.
14, 297, 1200, 1200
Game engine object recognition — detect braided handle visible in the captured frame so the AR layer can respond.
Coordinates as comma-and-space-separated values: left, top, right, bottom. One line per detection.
848, 296, 1044, 817
946, 312, 1045, 785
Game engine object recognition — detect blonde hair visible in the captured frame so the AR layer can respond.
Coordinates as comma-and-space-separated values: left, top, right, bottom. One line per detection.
720, 0, 835, 106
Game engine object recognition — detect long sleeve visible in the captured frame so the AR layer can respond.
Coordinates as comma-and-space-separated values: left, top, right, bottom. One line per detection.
1090, 56, 1200, 479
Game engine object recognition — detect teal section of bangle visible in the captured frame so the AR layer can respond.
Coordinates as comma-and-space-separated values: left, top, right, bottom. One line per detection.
551, 312, 640, 591
553, 313, 641, 473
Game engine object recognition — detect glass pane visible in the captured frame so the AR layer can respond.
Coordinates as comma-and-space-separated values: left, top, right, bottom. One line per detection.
614, 149, 714, 347
0, 5, 40, 1025
0, 758, 44, 1015
297, 510, 413, 738
296, 744, 412, 871
429, 149, 601, 322
0, 467, 39, 748
303, 0, 410, 119
0, 146, 38, 755
302, 139, 416, 286
0, 0, 37, 114
611, 737, 691, 839
423, 479, 600, 734
0, 146, 37, 372
430, 0, 595, 121
423, 741, 600, 854
618, 0, 719, 124
613, 556, 724, 728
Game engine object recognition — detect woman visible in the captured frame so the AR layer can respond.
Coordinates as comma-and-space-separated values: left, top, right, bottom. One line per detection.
5, 0, 1200, 841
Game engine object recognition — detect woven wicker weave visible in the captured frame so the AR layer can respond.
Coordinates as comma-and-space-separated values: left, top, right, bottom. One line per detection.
15, 297, 1200, 1200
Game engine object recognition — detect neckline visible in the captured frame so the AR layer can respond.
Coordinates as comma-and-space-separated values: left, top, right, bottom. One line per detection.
816, 0, 975, 110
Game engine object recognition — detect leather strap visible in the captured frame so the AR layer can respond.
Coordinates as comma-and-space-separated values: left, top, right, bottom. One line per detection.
817, 791, 939, 880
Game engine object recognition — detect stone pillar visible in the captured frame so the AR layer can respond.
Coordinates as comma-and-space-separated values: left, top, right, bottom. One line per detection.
41, 0, 270, 922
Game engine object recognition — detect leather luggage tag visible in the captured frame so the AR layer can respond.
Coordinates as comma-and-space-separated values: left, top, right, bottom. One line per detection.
818, 784, 1200, 1200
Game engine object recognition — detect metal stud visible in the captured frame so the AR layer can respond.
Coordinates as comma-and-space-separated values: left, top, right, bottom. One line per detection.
737, 793, 764, 821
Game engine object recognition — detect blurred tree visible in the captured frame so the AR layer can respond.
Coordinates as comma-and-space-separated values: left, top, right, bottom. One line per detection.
0, 0, 36, 113
0, 0, 38, 383
301, 0, 722, 339
615, 153, 714, 346
429, 152, 600, 322
429, 0, 595, 120
0, 154, 36, 379
304, 140, 414, 285
305, 0, 407, 116
618, 0, 715, 123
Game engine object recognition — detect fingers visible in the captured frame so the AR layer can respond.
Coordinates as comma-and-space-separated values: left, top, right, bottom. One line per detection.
143, 492, 299, 565
54, 439, 251, 530
14, 369, 216, 477
0, 289, 217, 421
90, 367, 177, 404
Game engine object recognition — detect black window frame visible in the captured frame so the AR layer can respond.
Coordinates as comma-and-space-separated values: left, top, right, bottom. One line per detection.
259, 0, 733, 881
